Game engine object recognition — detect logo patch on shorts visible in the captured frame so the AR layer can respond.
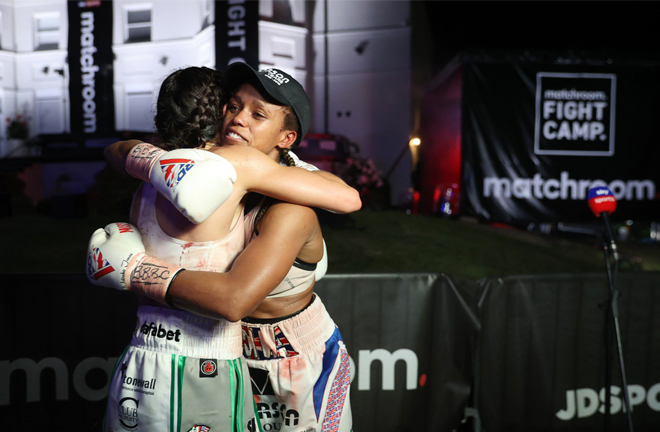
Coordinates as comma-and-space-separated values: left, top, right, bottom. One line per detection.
187, 425, 210, 432
199, 359, 217, 377
118, 397, 139, 430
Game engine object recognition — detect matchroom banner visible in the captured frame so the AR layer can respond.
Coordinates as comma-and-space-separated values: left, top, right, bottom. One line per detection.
215, 0, 259, 70
461, 55, 660, 224
67, 0, 115, 139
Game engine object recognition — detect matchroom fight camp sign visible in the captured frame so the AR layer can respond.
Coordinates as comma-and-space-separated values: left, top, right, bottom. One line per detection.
534, 73, 616, 157
461, 53, 660, 224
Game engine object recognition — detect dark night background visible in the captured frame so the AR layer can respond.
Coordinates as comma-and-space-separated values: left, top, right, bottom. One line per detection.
420, 2, 659, 75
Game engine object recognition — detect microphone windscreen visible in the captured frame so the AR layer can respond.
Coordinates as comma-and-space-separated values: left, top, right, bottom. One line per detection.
588, 186, 617, 217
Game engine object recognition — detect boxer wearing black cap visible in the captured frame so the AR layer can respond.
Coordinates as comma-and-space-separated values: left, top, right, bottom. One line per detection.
218, 63, 354, 432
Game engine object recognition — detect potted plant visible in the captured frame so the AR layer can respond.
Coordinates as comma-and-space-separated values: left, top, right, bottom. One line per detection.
4, 115, 31, 157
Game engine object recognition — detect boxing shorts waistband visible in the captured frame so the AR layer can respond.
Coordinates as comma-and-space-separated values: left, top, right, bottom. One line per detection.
132, 305, 242, 359
241, 295, 336, 360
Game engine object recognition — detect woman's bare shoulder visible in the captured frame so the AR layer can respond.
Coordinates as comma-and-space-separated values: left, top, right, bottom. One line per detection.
208, 145, 261, 160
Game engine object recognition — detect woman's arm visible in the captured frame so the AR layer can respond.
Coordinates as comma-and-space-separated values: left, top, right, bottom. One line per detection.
104, 140, 147, 172
214, 145, 362, 214
104, 140, 361, 214
167, 203, 319, 321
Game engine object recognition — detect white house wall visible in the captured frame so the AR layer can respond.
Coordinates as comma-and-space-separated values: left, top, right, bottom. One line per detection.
9, 0, 67, 53
16, 50, 68, 134
259, 21, 307, 72
328, 69, 411, 197
311, 0, 409, 32
112, 0, 215, 132
0, 51, 16, 89
310, 1, 412, 204
113, 25, 215, 132
1, 0, 412, 204
0, 0, 68, 141
112, 0, 210, 45
0, 4, 17, 52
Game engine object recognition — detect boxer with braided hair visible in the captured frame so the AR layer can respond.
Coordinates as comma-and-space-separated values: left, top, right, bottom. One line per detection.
92, 66, 359, 432
154, 67, 225, 150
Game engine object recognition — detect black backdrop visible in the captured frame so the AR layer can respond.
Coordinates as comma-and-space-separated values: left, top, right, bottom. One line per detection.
461, 54, 660, 224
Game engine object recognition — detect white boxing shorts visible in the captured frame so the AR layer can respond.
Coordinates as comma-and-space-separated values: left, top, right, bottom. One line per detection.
104, 306, 259, 432
242, 295, 352, 432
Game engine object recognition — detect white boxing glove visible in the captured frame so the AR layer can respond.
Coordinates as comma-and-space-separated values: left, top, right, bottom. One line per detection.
86, 222, 184, 304
125, 143, 237, 224
315, 240, 328, 281
286, 150, 320, 172
86, 222, 145, 290
150, 149, 237, 224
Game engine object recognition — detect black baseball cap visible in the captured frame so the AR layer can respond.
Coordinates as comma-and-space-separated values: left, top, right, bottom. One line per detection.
223, 62, 311, 146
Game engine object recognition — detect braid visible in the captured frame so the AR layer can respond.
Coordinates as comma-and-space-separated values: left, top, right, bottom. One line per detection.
254, 199, 273, 233
279, 147, 296, 166
155, 67, 226, 150
192, 80, 222, 148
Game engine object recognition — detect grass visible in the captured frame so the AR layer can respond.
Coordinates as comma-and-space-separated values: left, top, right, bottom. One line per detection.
2, 191, 660, 280
322, 211, 603, 279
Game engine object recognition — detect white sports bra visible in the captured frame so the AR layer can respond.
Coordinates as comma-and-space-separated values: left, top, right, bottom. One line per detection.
243, 201, 318, 298
137, 183, 246, 272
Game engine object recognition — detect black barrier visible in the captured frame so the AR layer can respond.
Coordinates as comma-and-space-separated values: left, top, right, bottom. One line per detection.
2, 272, 660, 431
0, 273, 478, 431
476, 273, 660, 432
0, 274, 137, 430
316, 274, 482, 431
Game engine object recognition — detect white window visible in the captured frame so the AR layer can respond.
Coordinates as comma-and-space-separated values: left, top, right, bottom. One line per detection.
34, 12, 61, 50
127, 92, 155, 131
37, 97, 65, 134
125, 6, 152, 43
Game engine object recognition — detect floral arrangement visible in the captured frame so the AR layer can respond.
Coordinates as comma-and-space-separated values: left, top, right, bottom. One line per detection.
342, 156, 384, 193
6, 115, 29, 140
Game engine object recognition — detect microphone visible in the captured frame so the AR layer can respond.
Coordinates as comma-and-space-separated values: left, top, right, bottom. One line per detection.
588, 186, 619, 260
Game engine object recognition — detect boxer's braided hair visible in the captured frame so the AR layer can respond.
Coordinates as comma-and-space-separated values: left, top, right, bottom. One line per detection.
155, 67, 226, 150
276, 105, 300, 167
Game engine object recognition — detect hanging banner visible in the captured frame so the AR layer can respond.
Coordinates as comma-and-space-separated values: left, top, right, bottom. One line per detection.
462, 55, 660, 224
67, 0, 115, 139
215, 0, 260, 70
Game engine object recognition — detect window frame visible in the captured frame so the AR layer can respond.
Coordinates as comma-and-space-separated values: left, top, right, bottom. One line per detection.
124, 4, 153, 43
34, 12, 61, 51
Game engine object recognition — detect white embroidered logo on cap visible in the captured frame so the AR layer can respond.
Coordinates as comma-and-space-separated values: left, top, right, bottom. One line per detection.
264, 69, 290, 86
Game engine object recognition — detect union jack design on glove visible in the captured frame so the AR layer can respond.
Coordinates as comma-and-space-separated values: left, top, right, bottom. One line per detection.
159, 159, 196, 189
88, 247, 115, 280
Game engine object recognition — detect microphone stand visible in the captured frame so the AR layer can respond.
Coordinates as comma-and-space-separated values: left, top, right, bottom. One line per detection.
599, 212, 633, 432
